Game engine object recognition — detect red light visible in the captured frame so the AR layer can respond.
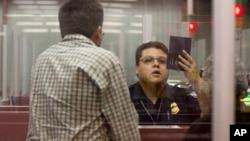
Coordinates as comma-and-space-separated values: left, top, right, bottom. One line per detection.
188, 22, 196, 32
234, 4, 243, 17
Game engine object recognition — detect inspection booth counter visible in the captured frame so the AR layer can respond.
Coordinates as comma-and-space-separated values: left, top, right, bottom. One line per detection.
139, 125, 188, 141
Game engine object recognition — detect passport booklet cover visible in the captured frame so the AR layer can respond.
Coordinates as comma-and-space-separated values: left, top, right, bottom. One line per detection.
167, 36, 192, 71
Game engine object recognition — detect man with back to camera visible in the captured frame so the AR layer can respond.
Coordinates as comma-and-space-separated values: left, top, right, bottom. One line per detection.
129, 41, 201, 125
26, 0, 141, 140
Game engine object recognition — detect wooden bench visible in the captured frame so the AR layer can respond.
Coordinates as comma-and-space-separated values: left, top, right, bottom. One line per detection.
0, 106, 29, 111
0, 111, 188, 141
0, 111, 29, 141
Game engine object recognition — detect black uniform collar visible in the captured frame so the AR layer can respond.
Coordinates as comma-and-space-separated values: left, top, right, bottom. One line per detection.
130, 82, 172, 101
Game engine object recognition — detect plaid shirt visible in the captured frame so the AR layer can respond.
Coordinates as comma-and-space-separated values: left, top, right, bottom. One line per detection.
27, 34, 141, 141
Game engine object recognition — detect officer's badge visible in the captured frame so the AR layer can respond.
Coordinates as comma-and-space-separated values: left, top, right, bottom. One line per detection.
170, 102, 180, 114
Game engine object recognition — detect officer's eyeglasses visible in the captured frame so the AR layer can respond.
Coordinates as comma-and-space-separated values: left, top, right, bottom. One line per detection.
140, 56, 167, 65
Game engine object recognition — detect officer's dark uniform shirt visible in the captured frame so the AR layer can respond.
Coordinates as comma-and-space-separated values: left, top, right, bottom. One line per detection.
129, 82, 201, 125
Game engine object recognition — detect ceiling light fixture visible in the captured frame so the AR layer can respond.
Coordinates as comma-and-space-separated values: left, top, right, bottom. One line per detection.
109, 3, 132, 8
46, 22, 59, 26
6, 14, 35, 17
22, 28, 48, 33
104, 22, 124, 26
36, 1, 58, 5
39, 14, 58, 17
12, 0, 35, 5
17, 22, 43, 26
103, 29, 121, 33
17, 5, 38, 9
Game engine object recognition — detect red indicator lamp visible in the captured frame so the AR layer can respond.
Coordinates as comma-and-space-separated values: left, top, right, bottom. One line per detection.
188, 21, 196, 32
234, 4, 243, 17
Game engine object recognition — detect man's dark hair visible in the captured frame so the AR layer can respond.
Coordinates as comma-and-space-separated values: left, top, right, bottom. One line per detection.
135, 41, 169, 65
59, 0, 103, 38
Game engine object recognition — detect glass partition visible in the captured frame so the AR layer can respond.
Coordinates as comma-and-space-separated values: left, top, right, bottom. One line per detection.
0, 0, 213, 99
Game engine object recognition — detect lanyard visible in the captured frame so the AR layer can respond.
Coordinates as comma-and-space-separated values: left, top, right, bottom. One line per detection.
140, 99, 162, 125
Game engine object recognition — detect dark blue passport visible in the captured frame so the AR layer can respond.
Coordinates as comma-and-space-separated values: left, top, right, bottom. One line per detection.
167, 36, 192, 71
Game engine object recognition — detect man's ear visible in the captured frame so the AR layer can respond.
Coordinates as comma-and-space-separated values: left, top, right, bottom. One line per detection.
91, 26, 102, 46
135, 65, 139, 76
